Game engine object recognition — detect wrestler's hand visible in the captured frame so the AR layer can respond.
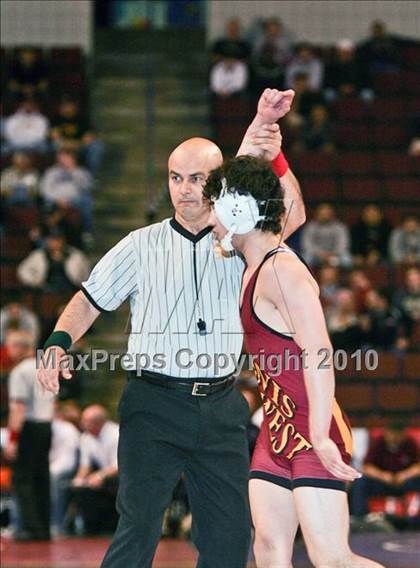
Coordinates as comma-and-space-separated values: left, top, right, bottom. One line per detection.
313, 438, 361, 482
36, 346, 71, 395
257, 88, 295, 123
236, 123, 282, 160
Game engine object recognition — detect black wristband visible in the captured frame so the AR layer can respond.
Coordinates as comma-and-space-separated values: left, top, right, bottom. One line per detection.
43, 331, 73, 352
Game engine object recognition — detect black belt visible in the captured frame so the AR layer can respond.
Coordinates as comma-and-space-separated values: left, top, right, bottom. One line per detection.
128, 370, 235, 397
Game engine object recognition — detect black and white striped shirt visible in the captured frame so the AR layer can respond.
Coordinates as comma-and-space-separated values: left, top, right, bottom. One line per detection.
81, 217, 245, 378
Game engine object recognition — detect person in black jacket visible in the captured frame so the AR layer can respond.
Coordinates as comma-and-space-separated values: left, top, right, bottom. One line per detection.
351, 204, 392, 266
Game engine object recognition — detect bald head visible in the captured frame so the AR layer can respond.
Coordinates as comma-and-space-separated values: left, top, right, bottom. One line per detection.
168, 138, 223, 227
169, 137, 223, 172
81, 404, 108, 436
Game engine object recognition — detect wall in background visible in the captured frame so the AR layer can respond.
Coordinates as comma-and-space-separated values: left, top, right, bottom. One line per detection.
208, 0, 420, 43
1, 0, 92, 51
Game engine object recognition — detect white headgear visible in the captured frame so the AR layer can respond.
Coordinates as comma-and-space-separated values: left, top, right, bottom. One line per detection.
213, 178, 266, 251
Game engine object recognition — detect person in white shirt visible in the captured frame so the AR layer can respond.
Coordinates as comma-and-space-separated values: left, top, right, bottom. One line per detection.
70, 405, 119, 535
3, 98, 49, 155
40, 148, 94, 232
50, 408, 80, 534
210, 56, 249, 97
0, 152, 40, 205
285, 43, 324, 92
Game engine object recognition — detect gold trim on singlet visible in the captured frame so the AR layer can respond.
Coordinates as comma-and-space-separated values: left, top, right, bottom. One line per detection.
333, 399, 353, 456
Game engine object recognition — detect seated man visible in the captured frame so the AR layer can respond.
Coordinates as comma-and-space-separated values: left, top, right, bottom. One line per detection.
351, 425, 420, 519
2, 98, 49, 155
50, 97, 104, 175
0, 151, 40, 206
70, 405, 119, 535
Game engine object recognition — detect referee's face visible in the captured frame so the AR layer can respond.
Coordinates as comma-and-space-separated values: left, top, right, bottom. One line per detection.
168, 139, 223, 225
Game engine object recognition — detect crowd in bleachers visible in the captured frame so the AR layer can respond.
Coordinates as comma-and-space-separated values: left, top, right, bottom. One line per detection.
209, 17, 420, 356
1, 47, 105, 357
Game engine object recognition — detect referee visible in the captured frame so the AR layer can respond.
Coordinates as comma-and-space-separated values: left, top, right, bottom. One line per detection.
37, 89, 305, 567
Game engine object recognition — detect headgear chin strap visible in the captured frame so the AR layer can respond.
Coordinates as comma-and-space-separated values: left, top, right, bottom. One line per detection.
214, 178, 265, 251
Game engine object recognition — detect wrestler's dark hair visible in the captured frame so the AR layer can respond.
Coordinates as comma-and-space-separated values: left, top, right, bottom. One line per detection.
203, 155, 286, 234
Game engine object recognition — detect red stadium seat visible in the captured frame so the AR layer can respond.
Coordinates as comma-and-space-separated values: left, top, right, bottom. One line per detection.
383, 205, 417, 225
403, 354, 420, 380
337, 153, 375, 175
301, 177, 337, 201
408, 97, 420, 115
294, 152, 337, 176
342, 178, 381, 201
332, 99, 370, 121
410, 324, 420, 350
335, 383, 374, 412
4, 206, 39, 230
403, 45, 420, 69
363, 266, 391, 289
373, 124, 407, 148
376, 152, 412, 176
50, 47, 83, 67
410, 156, 420, 176
0, 236, 31, 260
378, 384, 418, 411
0, 264, 19, 290
373, 72, 404, 94
365, 352, 400, 380
385, 178, 420, 201
371, 98, 405, 121
336, 124, 373, 149
403, 71, 420, 95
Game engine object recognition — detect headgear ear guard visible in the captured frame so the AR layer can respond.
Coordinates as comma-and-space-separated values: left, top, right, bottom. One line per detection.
213, 178, 266, 251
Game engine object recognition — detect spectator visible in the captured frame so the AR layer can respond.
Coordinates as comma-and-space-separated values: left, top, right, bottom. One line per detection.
7, 49, 48, 98
348, 269, 373, 313
70, 405, 118, 535
319, 265, 340, 309
50, 97, 104, 175
40, 148, 94, 234
2, 98, 49, 155
3, 330, 55, 541
301, 104, 334, 152
0, 152, 39, 206
393, 267, 420, 341
389, 215, 420, 264
282, 72, 325, 145
361, 289, 405, 350
301, 203, 351, 267
358, 20, 402, 77
17, 229, 90, 293
251, 17, 293, 92
285, 43, 323, 91
351, 204, 392, 265
29, 202, 83, 250
209, 54, 249, 98
324, 39, 371, 100
407, 114, 420, 157
326, 288, 365, 351
50, 404, 81, 535
0, 299, 40, 345
211, 18, 250, 62
351, 425, 420, 519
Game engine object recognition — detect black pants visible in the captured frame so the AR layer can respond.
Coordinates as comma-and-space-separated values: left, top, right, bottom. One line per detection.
71, 478, 119, 534
101, 378, 251, 568
12, 421, 51, 536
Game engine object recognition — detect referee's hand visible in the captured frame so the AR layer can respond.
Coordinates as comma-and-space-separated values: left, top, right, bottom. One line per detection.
37, 346, 71, 395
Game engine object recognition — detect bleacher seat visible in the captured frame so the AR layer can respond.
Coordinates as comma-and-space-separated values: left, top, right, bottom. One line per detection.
363, 265, 391, 289
332, 99, 370, 121
341, 178, 381, 201
0, 265, 19, 290
294, 152, 337, 176
403, 353, 420, 380
378, 384, 418, 411
301, 177, 338, 201
373, 72, 404, 94
337, 153, 375, 175
403, 71, 420, 95
4, 206, 39, 230
336, 124, 373, 149
0, 236, 31, 261
385, 178, 420, 201
403, 45, 420, 69
335, 383, 374, 412
376, 152, 412, 176
50, 47, 83, 68
366, 352, 400, 380
371, 98, 405, 121
373, 124, 407, 149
